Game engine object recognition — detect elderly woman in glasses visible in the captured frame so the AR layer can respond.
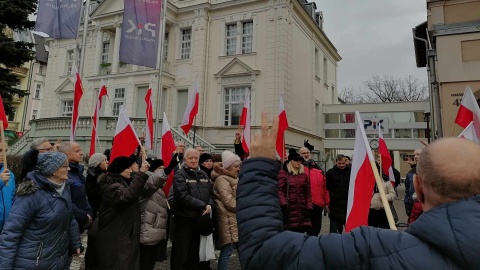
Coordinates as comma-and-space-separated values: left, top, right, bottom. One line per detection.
0, 152, 82, 269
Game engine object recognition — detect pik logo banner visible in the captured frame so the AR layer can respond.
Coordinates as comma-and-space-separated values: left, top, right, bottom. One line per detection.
35, 0, 83, 39
120, 0, 162, 68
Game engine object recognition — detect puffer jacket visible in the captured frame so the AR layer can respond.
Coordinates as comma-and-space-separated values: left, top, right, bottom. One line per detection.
0, 171, 81, 269
278, 166, 312, 229
0, 165, 15, 232
139, 169, 169, 245
173, 163, 214, 218
211, 162, 238, 248
237, 158, 479, 269
306, 167, 329, 207
326, 165, 351, 220
370, 180, 396, 210
68, 162, 93, 230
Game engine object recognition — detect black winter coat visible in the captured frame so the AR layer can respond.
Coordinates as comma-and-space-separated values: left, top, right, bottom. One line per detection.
237, 158, 480, 269
85, 167, 104, 219
95, 172, 149, 270
326, 166, 351, 220
173, 164, 214, 218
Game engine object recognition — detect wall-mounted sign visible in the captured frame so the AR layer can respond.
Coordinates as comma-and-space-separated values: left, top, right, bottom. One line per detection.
363, 117, 389, 134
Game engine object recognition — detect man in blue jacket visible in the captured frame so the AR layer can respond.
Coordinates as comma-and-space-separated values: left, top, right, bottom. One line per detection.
60, 142, 93, 232
237, 113, 479, 269
0, 141, 14, 233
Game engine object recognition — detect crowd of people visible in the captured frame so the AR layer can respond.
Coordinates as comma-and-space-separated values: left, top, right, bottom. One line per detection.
0, 116, 465, 269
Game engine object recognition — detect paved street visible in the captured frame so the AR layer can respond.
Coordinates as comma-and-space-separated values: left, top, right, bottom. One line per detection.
71, 185, 409, 270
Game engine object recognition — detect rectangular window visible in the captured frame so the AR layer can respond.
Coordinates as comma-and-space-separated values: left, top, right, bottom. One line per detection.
35, 84, 41, 99
38, 64, 45, 75
315, 48, 319, 78
163, 32, 169, 61
112, 88, 126, 116
32, 110, 38, 120
66, 50, 75, 75
76, 49, 82, 70
226, 23, 237, 56
323, 57, 328, 83
102, 42, 110, 64
7, 108, 16, 122
242, 21, 253, 54
61, 101, 73, 117
224, 86, 250, 126
180, 28, 191, 60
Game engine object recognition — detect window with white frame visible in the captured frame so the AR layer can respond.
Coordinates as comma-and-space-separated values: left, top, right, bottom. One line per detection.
225, 20, 254, 55
34, 84, 41, 99
180, 28, 191, 60
61, 100, 73, 117
163, 32, 169, 61
315, 48, 319, 78
224, 86, 250, 126
102, 42, 110, 64
76, 49, 82, 69
112, 88, 125, 116
38, 64, 45, 75
32, 110, 38, 120
7, 108, 16, 122
66, 50, 75, 75
226, 23, 237, 56
323, 57, 328, 83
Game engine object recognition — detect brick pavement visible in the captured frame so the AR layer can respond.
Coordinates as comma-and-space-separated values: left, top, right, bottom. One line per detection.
71, 186, 409, 270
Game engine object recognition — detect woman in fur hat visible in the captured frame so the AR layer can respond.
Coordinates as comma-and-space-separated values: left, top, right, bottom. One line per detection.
212, 150, 241, 270
0, 152, 82, 269
95, 156, 151, 270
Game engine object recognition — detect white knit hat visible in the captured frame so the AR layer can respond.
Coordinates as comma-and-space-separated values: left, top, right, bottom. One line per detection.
222, 150, 241, 169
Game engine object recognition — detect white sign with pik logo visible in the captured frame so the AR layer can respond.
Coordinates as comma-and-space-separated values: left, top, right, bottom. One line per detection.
363, 117, 389, 134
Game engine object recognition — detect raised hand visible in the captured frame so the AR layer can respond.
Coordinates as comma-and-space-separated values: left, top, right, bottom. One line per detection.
249, 112, 279, 160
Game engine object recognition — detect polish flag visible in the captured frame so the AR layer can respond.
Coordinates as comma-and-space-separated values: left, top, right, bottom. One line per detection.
180, 82, 199, 134
378, 125, 395, 186
345, 112, 376, 232
458, 121, 479, 143
0, 94, 9, 130
145, 88, 154, 150
70, 66, 83, 142
110, 105, 141, 162
454, 86, 480, 129
89, 80, 108, 156
239, 90, 251, 153
276, 96, 289, 159
161, 112, 177, 196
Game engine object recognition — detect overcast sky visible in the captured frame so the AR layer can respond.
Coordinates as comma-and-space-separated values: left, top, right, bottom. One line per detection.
314, 0, 427, 92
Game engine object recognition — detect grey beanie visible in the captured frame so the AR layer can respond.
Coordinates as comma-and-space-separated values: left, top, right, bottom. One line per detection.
37, 152, 68, 176
89, 153, 107, 168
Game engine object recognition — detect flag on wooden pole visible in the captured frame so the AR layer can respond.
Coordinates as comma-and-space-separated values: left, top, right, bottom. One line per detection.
180, 82, 199, 134
70, 66, 83, 142
239, 90, 251, 153
161, 112, 176, 196
0, 95, 9, 130
276, 96, 289, 159
110, 106, 141, 162
378, 125, 395, 186
89, 80, 108, 156
454, 86, 480, 129
145, 88, 154, 150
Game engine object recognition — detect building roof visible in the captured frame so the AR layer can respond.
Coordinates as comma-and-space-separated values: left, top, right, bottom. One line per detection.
412, 21, 428, 68
33, 33, 48, 63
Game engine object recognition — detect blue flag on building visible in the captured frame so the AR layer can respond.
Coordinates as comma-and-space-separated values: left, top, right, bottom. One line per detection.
35, 0, 83, 39
119, 0, 162, 68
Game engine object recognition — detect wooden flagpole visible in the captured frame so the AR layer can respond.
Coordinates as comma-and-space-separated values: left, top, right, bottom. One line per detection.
369, 160, 397, 230
0, 121, 8, 186
451, 124, 456, 137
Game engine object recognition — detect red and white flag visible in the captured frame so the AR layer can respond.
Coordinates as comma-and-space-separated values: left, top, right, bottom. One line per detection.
89, 80, 108, 156
110, 105, 141, 162
276, 96, 289, 159
180, 82, 199, 134
145, 88, 154, 150
71, 66, 83, 142
161, 112, 177, 196
378, 125, 395, 186
345, 112, 376, 232
458, 121, 479, 143
454, 86, 480, 129
0, 94, 9, 130
239, 90, 251, 153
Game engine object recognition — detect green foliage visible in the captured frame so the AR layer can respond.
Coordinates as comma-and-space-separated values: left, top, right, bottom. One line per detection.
0, 0, 38, 115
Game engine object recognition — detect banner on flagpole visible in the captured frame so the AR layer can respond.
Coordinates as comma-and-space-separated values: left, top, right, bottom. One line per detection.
35, 0, 83, 39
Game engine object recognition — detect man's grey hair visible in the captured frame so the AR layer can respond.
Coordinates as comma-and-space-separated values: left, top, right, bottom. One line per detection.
30, 137, 49, 150
176, 141, 185, 147
59, 141, 77, 154
184, 148, 199, 158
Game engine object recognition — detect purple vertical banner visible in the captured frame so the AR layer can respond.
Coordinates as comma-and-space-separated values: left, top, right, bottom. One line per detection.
120, 0, 162, 68
35, 0, 83, 39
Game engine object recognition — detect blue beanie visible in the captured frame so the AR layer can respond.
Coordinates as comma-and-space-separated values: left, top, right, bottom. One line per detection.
37, 152, 68, 176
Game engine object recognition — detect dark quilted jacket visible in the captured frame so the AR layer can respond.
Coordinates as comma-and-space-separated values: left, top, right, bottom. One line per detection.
237, 158, 479, 270
278, 169, 312, 230
0, 171, 81, 269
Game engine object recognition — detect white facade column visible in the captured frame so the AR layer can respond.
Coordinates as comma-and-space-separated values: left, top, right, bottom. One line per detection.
112, 23, 122, 74
94, 28, 103, 75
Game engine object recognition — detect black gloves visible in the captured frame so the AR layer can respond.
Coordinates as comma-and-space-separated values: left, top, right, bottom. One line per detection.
164, 157, 179, 175
304, 140, 314, 152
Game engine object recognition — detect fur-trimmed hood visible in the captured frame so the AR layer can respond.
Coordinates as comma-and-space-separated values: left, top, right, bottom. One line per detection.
16, 170, 72, 196
211, 162, 239, 181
